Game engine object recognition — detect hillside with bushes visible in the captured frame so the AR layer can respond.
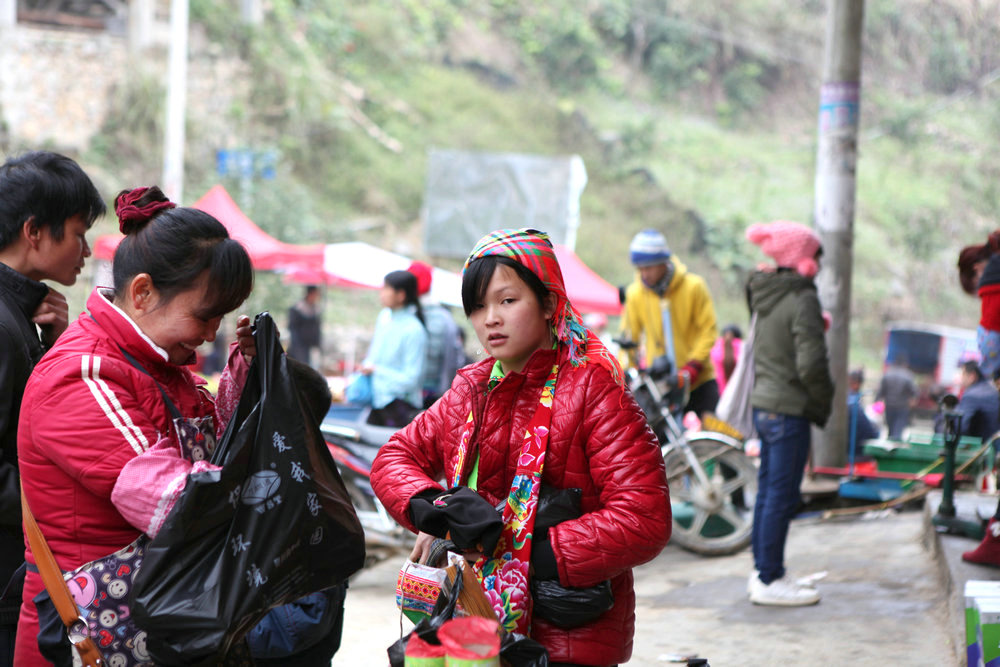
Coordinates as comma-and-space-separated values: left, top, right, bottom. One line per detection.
70, 0, 1000, 367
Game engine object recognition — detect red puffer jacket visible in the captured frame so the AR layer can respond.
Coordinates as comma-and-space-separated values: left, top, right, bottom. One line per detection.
371, 346, 671, 666
15, 289, 244, 666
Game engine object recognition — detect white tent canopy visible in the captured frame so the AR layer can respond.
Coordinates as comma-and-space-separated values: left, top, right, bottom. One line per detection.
319, 242, 463, 307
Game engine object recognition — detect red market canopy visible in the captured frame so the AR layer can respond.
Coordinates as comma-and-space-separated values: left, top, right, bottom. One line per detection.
286, 242, 464, 308
93, 185, 621, 314
93, 185, 463, 305
553, 244, 622, 316
289, 243, 621, 314
93, 185, 326, 274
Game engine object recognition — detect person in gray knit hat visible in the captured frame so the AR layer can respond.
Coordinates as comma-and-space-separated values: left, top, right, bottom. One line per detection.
619, 228, 720, 417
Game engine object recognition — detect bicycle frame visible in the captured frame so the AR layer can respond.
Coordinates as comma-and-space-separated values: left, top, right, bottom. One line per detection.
624, 365, 745, 481
623, 358, 756, 555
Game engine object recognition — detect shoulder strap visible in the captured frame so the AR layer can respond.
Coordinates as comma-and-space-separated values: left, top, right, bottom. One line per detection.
118, 346, 183, 421
89, 313, 183, 421
21, 487, 107, 667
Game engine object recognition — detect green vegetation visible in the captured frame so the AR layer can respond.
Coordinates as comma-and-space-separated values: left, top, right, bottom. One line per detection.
78, 0, 1000, 368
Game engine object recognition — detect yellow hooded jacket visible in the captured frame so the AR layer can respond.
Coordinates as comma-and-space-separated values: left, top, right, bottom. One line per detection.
620, 256, 718, 389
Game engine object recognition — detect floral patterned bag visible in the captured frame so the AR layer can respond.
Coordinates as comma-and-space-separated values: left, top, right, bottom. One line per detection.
34, 537, 152, 667
34, 534, 254, 667
395, 559, 448, 624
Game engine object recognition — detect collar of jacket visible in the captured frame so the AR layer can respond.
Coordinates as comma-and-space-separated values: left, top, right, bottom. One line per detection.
390, 304, 419, 319
651, 261, 674, 296
458, 345, 562, 391
85, 288, 181, 373
453, 345, 562, 484
0, 260, 49, 321
634, 255, 688, 298
748, 268, 815, 314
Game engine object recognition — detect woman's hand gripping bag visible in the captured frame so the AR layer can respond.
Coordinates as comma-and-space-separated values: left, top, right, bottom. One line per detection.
130, 312, 365, 666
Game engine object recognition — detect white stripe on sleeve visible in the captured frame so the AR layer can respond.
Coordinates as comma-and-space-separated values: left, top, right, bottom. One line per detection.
80, 355, 150, 455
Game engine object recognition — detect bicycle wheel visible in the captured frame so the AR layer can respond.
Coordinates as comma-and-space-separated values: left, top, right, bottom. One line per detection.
663, 436, 757, 556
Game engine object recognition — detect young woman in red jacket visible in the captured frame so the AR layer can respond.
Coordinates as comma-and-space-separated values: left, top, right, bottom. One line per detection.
957, 232, 1000, 567
15, 187, 256, 666
371, 229, 671, 667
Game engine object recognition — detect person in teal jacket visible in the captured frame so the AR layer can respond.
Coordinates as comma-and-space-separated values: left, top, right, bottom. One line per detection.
745, 221, 834, 608
360, 270, 428, 427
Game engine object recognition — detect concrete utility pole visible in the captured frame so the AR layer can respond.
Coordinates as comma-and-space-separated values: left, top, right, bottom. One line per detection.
162, 0, 189, 204
0, 0, 15, 28
814, 0, 865, 468
240, 0, 263, 24
128, 0, 155, 52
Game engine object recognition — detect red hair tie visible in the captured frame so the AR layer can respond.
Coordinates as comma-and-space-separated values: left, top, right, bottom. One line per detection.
115, 187, 175, 234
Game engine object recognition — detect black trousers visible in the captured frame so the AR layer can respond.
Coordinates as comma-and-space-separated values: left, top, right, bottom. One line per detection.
367, 398, 420, 428
0, 623, 14, 667
688, 377, 720, 417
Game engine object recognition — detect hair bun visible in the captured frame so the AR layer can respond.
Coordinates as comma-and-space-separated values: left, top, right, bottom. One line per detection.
115, 186, 176, 235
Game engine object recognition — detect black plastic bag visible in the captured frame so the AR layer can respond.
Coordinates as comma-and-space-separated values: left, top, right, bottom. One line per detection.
131, 312, 366, 665
499, 632, 549, 667
530, 579, 614, 629
388, 565, 548, 667
534, 486, 582, 532
531, 486, 614, 629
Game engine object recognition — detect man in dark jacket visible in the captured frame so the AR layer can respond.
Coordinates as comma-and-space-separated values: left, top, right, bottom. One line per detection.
936, 360, 1000, 443
876, 356, 918, 440
745, 221, 834, 608
287, 285, 323, 369
0, 151, 104, 664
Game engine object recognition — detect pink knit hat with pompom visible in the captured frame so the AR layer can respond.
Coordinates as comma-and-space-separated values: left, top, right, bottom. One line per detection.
745, 221, 822, 278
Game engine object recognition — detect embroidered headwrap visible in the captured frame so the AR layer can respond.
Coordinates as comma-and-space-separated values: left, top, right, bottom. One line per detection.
464, 228, 623, 385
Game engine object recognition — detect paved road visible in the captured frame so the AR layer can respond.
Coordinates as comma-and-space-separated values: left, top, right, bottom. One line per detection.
331, 508, 955, 666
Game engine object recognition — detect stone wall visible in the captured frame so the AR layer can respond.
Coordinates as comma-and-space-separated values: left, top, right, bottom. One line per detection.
0, 21, 248, 154
0, 24, 128, 150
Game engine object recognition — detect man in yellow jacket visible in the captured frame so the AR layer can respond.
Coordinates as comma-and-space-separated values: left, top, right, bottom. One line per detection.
621, 228, 720, 417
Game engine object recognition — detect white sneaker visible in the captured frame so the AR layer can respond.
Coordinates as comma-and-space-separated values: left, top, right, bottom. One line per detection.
749, 575, 821, 607
796, 570, 828, 588
748, 569, 824, 595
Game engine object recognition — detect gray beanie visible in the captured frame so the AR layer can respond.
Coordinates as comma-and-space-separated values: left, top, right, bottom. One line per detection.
629, 229, 671, 266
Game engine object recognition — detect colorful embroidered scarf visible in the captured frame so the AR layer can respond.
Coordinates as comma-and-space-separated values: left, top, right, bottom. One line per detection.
464, 228, 623, 386
450, 229, 621, 634
451, 360, 558, 635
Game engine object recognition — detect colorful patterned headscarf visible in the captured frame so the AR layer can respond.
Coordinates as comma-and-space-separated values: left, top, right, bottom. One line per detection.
464, 228, 622, 385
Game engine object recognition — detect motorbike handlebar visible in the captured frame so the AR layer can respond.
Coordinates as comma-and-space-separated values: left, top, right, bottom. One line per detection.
613, 338, 638, 351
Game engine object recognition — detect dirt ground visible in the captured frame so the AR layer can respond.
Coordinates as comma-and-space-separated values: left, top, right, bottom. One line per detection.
330, 508, 955, 666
